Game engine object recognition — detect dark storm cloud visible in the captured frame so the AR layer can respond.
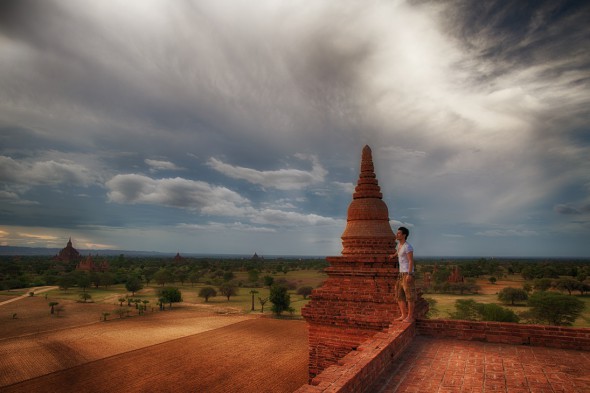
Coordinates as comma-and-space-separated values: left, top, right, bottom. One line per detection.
429, 0, 590, 79
1, 1, 589, 256
0, 1, 379, 161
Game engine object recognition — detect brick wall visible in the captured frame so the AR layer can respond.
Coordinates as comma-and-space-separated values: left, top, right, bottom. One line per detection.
416, 319, 590, 350
294, 323, 415, 393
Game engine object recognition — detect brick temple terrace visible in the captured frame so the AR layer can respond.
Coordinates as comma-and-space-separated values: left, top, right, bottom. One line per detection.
295, 146, 590, 393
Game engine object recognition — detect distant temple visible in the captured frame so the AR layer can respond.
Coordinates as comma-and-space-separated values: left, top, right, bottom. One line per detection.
75, 254, 109, 272
448, 265, 464, 283
54, 238, 81, 262
173, 252, 184, 262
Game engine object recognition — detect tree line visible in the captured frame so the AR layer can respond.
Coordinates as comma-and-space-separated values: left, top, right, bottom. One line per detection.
0, 254, 328, 291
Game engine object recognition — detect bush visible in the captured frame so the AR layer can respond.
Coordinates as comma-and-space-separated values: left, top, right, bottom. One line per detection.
450, 299, 519, 323
198, 286, 217, 302
219, 282, 238, 300
270, 284, 293, 316
497, 287, 528, 305
533, 278, 553, 292
527, 291, 585, 326
296, 286, 313, 299
478, 303, 519, 323
424, 297, 439, 318
125, 277, 144, 296
158, 287, 182, 309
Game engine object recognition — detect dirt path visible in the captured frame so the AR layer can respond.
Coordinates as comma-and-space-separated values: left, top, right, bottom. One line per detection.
2, 318, 309, 393
0, 286, 58, 306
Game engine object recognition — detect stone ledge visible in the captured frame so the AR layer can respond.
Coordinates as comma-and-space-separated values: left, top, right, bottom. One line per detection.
416, 319, 590, 351
293, 323, 415, 393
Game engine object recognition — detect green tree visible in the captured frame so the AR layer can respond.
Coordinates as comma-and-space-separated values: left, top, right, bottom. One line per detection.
58, 274, 75, 292
296, 286, 313, 299
198, 287, 217, 302
79, 292, 92, 303
174, 268, 189, 285
270, 284, 292, 316
76, 272, 91, 293
125, 277, 144, 296
219, 283, 238, 301
424, 297, 439, 319
533, 278, 553, 292
488, 276, 497, 285
498, 287, 528, 305
159, 287, 182, 309
101, 272, 114, 288
248, 269, 260, 283
556, 278, 582, 295
154, 269, 173, 286
449, 299, 479, 321
89, 271, 101, 288
258, 296, 269, 313
118, 297, 126, 307
450, 299, 518, 322
478, 303, 519, 323
102, 312, 110, 321
188, 271, 201, 286
143, 267, 157, 286
49, 301, 59, 315
222, 271, 235, 282
527, 291, 585, 326
263, 275, 274, 287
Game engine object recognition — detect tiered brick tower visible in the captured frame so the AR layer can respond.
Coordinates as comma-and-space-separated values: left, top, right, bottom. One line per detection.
302, 145, 426, 379
54, 237, 81, 262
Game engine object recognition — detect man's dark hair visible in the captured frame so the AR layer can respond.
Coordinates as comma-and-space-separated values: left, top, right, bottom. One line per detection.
398, 226, 409, 239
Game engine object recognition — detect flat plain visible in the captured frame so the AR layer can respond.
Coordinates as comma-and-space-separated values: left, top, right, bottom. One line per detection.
0, 295, 308, 392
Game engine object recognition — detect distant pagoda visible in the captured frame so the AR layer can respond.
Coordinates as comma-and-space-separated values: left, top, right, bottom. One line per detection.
75, 254, 110, 272
54, 237, 81, 262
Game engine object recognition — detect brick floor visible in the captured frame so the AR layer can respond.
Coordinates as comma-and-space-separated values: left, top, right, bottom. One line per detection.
378, 336, 590, 393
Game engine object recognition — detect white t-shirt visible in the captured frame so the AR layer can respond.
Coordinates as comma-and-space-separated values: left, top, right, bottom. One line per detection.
397, 242, 414, 273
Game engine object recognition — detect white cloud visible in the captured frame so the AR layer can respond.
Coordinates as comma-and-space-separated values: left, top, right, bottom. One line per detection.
18, 232, 59, 241
106, 174, 251, 215
145, 159, 183, 172
207, 155, 327, 190
331, 181, 355, 195
177, 222, 276, 233
475, 229, 539, 237
250, 209, 341, 227
0, 155, 96, 187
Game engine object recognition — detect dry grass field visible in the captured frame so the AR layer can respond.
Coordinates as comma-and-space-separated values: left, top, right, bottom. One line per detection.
0, 293, 308, 392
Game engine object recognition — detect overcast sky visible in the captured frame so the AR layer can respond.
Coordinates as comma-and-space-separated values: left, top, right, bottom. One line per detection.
1, 0, 589, 258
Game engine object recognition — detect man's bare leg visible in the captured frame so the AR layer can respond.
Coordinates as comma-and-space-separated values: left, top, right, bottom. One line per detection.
396, 301, 407, 321
403, 301, 415, 323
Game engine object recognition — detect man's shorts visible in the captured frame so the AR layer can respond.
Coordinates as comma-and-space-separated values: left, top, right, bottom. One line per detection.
396, 273, 417, 301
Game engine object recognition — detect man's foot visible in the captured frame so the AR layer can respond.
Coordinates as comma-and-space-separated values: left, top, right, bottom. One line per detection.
402, 317, 414, 323
395, 315, 406, 321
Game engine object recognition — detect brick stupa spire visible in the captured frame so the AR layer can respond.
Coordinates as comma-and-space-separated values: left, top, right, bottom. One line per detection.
341, 145, 395, 255
302, 145, 428, 380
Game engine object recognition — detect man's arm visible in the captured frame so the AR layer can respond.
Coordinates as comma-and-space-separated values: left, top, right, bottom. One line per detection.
407, 251, 414, 274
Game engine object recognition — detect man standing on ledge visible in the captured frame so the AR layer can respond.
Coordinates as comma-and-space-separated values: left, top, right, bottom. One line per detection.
391, 226, 415, 323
